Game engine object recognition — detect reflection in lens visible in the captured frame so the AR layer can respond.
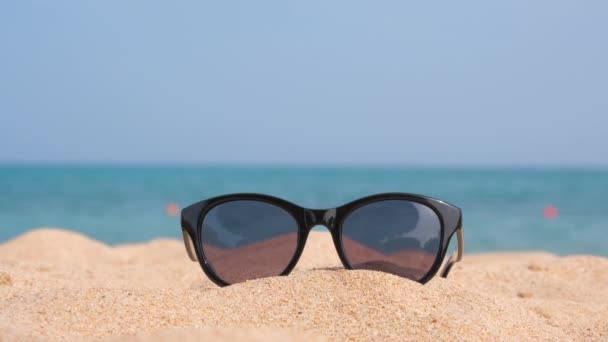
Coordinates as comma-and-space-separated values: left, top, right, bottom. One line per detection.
340, 200, 441, 281
201, 200, 298, 284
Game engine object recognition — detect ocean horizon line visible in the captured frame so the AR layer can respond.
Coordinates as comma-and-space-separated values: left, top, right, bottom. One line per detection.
1, 161, 608, 171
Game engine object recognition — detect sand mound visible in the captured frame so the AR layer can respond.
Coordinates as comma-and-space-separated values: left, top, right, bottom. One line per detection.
113, 239, 188, 265
0, 228, 119, 266
0, 228, 607, 341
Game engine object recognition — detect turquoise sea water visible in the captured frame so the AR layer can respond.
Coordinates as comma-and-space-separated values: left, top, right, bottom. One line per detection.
0, 165, 607, 255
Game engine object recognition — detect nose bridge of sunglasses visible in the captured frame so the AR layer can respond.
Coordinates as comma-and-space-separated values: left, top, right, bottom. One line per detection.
305, 208, 337, 230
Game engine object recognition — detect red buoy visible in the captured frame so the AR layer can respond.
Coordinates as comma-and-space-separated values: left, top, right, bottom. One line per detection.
165, 202, 180, 217
543, 205, 558, 220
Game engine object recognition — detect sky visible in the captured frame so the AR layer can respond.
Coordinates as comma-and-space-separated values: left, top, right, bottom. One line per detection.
1, 1, 607, 166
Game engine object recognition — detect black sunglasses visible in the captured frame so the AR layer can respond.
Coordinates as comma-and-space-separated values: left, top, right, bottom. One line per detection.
181, 193, 463, 286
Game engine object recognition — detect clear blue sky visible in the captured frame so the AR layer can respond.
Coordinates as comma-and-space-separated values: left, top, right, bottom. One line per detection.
1, 1, 607, 166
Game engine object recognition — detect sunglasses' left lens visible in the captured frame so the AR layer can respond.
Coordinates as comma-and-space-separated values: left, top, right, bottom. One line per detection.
200, 200, 299, 284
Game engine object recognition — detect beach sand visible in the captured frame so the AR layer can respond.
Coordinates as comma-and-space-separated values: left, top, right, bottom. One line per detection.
0, 228, 607, 341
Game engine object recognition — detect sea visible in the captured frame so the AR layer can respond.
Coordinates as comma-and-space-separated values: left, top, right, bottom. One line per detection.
1, 165, 607, 256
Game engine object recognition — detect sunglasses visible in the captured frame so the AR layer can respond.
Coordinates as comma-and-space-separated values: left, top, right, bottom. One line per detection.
180, 193, 463, 286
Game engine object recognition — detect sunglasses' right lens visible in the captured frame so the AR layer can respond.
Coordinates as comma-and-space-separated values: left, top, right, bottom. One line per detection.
340, 200, 442, 281
201, 200, 299, 284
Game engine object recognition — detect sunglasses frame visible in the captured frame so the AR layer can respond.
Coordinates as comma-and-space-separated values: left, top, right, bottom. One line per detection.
181, 193, 463, 287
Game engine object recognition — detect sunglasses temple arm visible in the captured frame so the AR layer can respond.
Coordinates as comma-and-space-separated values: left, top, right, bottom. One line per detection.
182, 230, 199, 262
440, 228, 464, 278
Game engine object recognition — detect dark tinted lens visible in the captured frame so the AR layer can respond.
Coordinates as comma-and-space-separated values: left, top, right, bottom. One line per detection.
341, 200, 441, 281
201, 200, 299, 284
